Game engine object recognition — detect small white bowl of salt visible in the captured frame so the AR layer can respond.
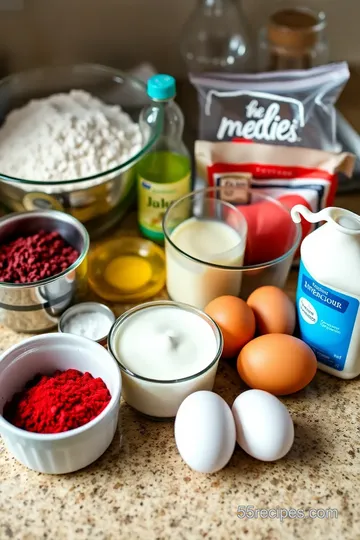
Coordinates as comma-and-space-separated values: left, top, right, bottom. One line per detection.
59, 302, 115, 347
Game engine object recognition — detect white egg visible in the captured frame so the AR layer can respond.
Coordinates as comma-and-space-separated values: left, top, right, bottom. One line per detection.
175, 391, 236, 473
232, 389, 294, 462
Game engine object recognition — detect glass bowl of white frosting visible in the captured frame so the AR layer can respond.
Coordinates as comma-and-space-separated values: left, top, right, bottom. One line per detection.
0, 64, 160, 237
108, 300, 223, 419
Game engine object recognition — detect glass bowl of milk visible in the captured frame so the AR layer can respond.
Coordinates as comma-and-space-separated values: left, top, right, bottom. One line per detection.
163, 187, 301, 308
108, 301, 223, 419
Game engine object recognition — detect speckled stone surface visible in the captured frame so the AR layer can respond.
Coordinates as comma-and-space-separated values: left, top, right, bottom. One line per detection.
0, 209, 360, 540
1, 362, 359, 540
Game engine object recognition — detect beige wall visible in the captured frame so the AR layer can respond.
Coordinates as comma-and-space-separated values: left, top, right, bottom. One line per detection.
0, 0, 356, 76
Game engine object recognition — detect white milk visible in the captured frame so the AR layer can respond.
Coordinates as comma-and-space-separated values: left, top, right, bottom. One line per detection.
165, 217, 246, 309
111, 302, 222, 418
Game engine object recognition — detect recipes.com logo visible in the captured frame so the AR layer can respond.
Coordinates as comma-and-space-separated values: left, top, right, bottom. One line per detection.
237, 505, 339, 522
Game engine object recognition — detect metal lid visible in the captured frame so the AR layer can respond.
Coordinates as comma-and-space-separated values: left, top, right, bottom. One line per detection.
58, 302, 115, 344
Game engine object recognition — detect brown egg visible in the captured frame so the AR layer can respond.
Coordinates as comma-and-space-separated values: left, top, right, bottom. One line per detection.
237, 334, 317, 395
247, 286, 296, 335
205, 296, 256, 358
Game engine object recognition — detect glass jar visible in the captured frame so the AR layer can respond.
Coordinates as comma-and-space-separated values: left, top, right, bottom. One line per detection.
180, 0, 252, 73
258, 7, 329, 71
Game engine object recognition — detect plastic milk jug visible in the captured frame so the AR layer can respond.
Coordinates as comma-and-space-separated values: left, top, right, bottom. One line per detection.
291, 205, 360, 379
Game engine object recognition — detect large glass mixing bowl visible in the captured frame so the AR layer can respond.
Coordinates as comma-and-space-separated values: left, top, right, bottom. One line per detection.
0, 64, 160, 237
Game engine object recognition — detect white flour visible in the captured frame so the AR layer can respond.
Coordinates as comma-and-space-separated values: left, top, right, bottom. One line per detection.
0, 90, 142, 188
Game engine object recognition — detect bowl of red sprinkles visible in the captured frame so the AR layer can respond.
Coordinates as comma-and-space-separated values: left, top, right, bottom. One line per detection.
0, 333, 122, 474
0, 210, 89, 332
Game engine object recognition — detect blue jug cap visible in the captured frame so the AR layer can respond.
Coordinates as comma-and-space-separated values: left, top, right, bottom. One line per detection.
147, 74, 176, 100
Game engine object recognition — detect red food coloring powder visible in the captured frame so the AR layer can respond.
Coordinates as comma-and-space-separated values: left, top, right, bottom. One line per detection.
3, 369, 111, 434
0, 229, 79, 284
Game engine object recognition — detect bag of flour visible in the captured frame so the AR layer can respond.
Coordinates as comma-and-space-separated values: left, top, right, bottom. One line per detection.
190, 63, 349, 152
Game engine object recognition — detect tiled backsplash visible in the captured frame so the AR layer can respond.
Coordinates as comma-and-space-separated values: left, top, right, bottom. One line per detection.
0, 0, 355, 76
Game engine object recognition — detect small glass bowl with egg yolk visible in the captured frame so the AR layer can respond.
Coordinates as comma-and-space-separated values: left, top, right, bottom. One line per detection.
88, 237, 166, 302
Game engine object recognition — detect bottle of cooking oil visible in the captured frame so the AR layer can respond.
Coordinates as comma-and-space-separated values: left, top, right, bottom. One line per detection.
137, 74, 191, 243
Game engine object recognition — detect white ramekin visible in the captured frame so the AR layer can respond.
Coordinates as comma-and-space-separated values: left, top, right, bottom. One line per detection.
0, 333, 122, 474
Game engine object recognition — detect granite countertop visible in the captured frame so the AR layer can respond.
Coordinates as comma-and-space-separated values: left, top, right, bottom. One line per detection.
1, 196, 360, 540
1, 81, 360, 539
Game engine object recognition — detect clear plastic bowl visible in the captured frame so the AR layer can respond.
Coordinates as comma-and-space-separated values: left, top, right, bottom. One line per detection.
163, 187, 302, 306
0, 64, 160, 237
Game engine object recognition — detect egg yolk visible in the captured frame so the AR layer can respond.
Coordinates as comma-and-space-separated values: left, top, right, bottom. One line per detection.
104, 256, 152, 292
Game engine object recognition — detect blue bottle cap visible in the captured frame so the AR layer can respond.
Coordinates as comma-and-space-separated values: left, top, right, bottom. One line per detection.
147, 74, 176, 101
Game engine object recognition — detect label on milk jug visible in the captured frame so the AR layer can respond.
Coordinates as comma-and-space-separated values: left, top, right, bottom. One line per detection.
297, 261, 359, 371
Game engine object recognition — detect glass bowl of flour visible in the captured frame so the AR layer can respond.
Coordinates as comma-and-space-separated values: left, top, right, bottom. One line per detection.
0, 64, 160, 237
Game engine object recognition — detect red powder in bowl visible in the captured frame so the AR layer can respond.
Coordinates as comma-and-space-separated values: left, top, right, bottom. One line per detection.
3, 369, 111, 434
0, 230, 79, 284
